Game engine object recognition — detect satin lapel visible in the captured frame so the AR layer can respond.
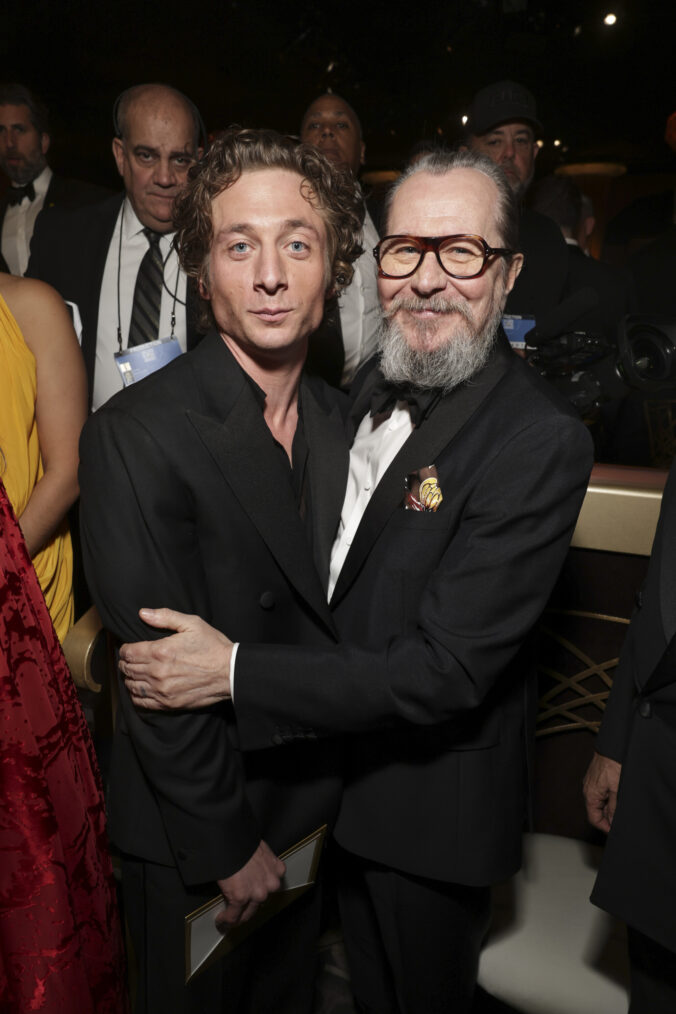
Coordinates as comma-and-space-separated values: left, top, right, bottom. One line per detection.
301, 381, 350, 591
331, 343, 513, 606
187, 381, 335, 634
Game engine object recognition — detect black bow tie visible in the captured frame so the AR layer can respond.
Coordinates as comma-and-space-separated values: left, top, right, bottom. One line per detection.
6, 181, 36, 206
370, 378, 440, 427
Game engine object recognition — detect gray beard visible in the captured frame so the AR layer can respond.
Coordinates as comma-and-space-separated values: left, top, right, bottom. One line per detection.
377, 294, 503, 394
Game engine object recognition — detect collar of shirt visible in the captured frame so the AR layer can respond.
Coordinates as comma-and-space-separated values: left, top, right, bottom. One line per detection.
121, 196, 176, 258
1, 166, 53, 274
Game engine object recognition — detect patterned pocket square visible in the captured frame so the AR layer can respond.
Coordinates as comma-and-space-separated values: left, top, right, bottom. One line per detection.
404, 464, 443, 512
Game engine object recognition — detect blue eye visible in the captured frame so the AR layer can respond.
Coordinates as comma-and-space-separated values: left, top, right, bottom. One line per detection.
289, 240, 308, 253
231, 241, 250, 254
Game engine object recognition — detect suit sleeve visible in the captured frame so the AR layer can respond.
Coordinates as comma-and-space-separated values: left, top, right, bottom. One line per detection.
79, 406, 261, 884
234, 414, 593, 747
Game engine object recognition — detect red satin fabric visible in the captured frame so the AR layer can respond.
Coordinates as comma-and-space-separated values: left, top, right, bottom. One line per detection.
0, 482, 128, 1012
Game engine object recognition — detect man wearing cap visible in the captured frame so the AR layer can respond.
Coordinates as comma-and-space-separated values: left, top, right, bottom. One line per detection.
465, 79, 569, 320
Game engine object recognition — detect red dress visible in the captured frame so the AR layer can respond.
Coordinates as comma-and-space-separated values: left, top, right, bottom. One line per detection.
0, 481, 128, 1012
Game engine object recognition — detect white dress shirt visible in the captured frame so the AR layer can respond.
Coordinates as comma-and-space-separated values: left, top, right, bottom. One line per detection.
2, 165, 52, 275
93, 198, 188, 411
328, 402, 414, 599
338, 208, 381, 386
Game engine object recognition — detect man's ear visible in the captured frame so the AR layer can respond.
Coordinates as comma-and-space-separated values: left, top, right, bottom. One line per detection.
112, 137, 125, 178
505, 252, 524, 295
40, 132, 50, 156
198, 275, 211, 301
360, 140, 366, 167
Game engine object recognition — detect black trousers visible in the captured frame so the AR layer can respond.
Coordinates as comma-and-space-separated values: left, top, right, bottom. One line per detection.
628, 925, 676, 1014
121, 854, 321, 1014
336, 846, 491, 1014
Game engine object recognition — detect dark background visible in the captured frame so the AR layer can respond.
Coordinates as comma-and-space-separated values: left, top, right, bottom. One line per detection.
3, 0, 676, 189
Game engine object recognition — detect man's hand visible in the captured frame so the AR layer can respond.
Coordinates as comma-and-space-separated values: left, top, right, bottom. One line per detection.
119, 608, 233, 710
215, 841, 286, 929
583, 751, 622, 833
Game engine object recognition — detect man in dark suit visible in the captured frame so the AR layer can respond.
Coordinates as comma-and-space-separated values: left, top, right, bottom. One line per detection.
529, 174, 635, 346
0, 83, 107, 275
300, 93, 381, 388
584, 461, 676, 1012
78, 127, 364, 1013
27, 83, 204, 409
120, 149, 593, 1013
464, 80, 569, 320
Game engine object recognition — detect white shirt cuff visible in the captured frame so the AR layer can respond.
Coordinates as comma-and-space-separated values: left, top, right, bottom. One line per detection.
229, 641, 240, 704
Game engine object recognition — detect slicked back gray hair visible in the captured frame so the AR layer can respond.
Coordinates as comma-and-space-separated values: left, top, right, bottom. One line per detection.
384, 148, 520, 255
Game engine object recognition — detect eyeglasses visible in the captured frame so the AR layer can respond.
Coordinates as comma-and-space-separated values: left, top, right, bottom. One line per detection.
373, 234, 515, 280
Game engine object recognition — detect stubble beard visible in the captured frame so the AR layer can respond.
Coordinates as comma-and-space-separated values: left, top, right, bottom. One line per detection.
377, 292, 504, 393
2, 151, 45, 186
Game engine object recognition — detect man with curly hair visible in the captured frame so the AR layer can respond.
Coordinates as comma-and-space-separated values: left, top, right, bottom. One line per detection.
78, 126, 364, 1014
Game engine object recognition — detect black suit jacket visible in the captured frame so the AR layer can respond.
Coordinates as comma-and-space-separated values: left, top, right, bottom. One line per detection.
592, 459, 676, 953
0, 172, 109, 226
78, 332, 349, 885
0, 172, 109, 272
235, 338, 593, 886
563, 244, 635, 345
26, 192, 204, 403
505, 208, 569, 320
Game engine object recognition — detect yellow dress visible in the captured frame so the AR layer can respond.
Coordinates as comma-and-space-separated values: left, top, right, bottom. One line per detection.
0, 292, 74, 641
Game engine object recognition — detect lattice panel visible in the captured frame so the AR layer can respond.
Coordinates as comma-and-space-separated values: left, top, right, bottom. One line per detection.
535, 610, 630, 737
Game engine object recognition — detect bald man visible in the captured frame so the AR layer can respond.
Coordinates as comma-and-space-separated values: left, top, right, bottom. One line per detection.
28, 83, 206, 409
300, 93, 380, 387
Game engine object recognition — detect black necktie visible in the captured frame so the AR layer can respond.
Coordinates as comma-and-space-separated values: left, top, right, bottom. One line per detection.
7, 181, 36, 206
369, 378, 441, 426
128, 229, 164, 347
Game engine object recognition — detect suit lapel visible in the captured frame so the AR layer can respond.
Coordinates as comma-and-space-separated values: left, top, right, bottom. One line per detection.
301, 380, 349, 590
331, 342, 513, 605
185, 338, 336, 634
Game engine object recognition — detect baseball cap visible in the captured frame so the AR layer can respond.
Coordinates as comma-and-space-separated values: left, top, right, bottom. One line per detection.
467, 80, 542, 136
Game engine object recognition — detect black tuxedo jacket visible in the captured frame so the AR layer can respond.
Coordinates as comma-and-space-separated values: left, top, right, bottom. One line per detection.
235, 338, 593, 886
26, 192, 204, 403
592, 459, 676, 953
78, 332, 349, 885
0, 172, 109, 226
0, 173, 108, 273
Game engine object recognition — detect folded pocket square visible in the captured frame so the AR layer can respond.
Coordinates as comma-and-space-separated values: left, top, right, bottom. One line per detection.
404, 464, 443, 512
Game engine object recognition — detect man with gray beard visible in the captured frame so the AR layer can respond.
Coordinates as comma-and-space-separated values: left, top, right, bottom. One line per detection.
118, 149, 594, 1013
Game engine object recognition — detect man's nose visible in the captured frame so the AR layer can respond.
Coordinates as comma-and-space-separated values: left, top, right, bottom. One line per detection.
254, 246, 288, 293
154, 158, 177, 187
411, 251, 450, 296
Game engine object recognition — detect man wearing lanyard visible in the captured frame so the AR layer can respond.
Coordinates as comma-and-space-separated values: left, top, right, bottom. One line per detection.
27, 83, 205, 409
